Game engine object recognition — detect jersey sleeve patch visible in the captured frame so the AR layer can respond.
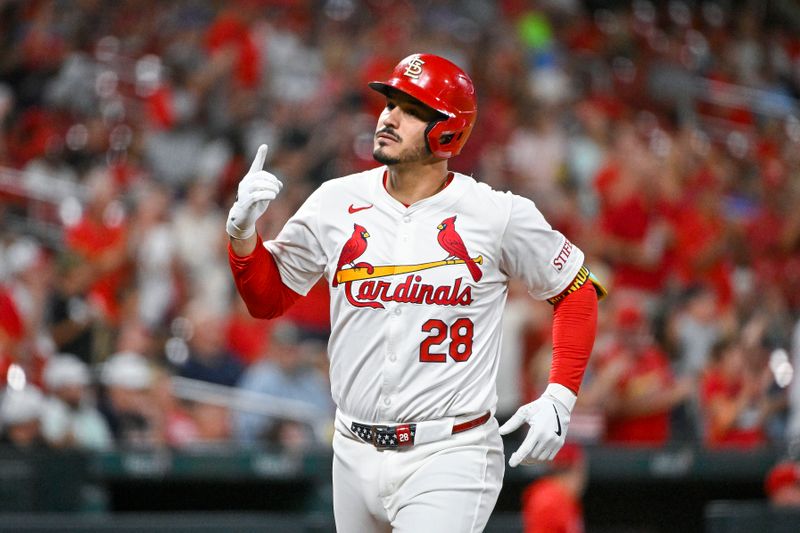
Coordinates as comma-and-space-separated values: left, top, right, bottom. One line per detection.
547, 265, 608, 305
550, 237, 574, 273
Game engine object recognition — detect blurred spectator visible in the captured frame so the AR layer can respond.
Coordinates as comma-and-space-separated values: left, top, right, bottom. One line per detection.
765, 460, 800, 508
593, 123, 674, 307
98, 351, 158, 447
741, 312, 791, 443
700, 338, 776, 449
668, 284, 734, 378
151, 367, 199, 449
22, 134, 78, 200
2, 237, 51, 335
142, 87, 208, 190
744, 167, 800, 310
671, 167, 736, 309
190, 402, 232, 447
0, 284, 25, 380
234, 321, 333, 449
1, 238, 52, 390
521, 444, 587, 533
114, 317, 160, 360
565, 98, 612, 217
129, 183, 179, 329
591, 303, 692, 446
174, 299, 244, 387
263, 13, 322, 105
0, 386, 47, 449
63, 167, 131, 329
505, 103, 568, 206
44, 254, 98, 364
171, 179, 231, 314
40, 353, 112, 450
154, 346, 233, 451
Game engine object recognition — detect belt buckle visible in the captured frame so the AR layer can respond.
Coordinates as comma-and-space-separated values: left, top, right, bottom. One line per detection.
371, 425, 392, 450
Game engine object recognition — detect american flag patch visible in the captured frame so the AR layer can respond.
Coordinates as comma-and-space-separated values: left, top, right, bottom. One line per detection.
351, 422, 417, 449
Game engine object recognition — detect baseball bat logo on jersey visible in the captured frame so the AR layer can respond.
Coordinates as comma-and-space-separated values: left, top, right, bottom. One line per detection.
333, 216, 483, 309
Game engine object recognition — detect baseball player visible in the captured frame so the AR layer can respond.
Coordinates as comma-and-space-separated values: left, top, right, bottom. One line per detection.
227, 53, 604, 532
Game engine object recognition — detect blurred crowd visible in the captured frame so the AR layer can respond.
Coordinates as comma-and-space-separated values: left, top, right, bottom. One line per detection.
1, 0, 800, 459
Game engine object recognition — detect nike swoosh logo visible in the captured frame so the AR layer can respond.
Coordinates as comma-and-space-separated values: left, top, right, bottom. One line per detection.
348, 204, 373, 214
553, 405, 562, 436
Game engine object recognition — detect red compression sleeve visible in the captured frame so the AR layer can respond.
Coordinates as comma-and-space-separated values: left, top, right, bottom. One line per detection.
228, 238, 301, 319
549, 281, 598, 394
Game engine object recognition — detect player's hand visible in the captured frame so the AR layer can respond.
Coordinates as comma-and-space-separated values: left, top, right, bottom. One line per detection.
498, 383, 576, 466
226, 144, 283, 239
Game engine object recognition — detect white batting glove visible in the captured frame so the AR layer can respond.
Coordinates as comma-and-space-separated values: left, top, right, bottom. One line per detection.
499, 383, 576, 466
226, 144, 283, 239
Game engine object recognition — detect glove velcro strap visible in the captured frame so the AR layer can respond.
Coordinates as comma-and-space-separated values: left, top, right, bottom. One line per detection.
544, 383, 577, 412
226, 218, 256, 240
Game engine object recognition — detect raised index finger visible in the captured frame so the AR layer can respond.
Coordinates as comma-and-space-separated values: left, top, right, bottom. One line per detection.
249, 144, 269, 173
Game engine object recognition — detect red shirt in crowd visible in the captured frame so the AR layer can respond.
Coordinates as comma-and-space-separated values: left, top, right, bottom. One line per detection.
701, 369, 765, 449
599, 345, 675, 446
283, 279, 331, 337
224, 312, 272, 366
746, 201, 800, 310
0, 287, 46, 386
672, 200, 733, 308
65, 215, 129, 322
205, 10, 260, 89
599, 192, 672, 293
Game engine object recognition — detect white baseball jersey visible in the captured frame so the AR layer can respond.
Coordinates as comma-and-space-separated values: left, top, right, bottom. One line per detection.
264, 166, 584, 424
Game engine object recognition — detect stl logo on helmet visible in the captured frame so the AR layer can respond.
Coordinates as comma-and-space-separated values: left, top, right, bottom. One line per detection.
403, 57, 425, 79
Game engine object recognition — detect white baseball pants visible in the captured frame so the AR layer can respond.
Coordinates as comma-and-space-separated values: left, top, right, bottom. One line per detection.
331, 413, 504, 533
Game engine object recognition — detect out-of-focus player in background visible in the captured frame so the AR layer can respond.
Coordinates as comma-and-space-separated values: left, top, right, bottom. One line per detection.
226, 53, 605, 532
522, 443, 588, 533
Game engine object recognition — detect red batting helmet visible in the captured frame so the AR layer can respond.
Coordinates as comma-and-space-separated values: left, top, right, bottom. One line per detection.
369, 53, 477, 159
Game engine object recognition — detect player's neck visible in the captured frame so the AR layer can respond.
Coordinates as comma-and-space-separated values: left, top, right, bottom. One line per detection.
385, 161, 450, 206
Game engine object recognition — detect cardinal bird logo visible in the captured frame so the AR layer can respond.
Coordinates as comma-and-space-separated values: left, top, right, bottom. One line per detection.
333, 224, 374, 287
437, 216, 483, 282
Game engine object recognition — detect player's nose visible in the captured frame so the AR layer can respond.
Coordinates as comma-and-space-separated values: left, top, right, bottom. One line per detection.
382, 106, 401, 128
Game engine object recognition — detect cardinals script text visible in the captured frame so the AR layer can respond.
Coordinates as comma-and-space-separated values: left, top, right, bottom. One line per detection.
344, 275, 473, 309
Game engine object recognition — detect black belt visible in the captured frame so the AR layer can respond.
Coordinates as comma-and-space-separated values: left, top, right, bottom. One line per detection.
350, 412, 491, 450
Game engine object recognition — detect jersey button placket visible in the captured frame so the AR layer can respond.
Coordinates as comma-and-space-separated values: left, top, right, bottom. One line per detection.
396, 211, 414, 246
381, 305, 397, 418
382, 215, 413, 419
382, 304, 403, 397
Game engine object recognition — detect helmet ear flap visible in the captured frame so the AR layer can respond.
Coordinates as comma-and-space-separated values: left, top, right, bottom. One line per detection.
425, 117, 470, 159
